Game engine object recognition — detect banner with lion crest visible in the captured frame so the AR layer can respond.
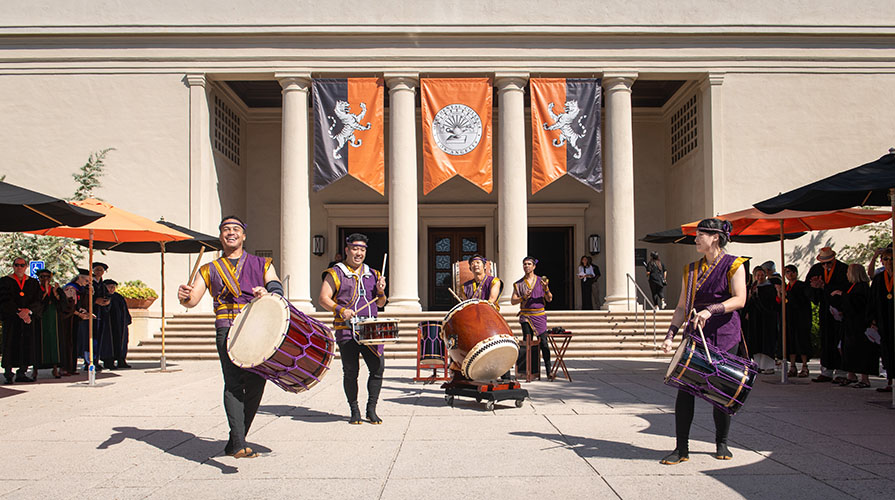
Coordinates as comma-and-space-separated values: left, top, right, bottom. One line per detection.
530, 78, 602, 194
421, 78, 493, 195
312, 78, 385, 194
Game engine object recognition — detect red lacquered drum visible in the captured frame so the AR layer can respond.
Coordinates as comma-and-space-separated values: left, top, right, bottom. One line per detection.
353, 317, 400, 344
441, 299, 518, 381
227, 294, 335, 393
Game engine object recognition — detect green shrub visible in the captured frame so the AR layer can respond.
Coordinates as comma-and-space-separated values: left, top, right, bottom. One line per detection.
117, 280, 158, 299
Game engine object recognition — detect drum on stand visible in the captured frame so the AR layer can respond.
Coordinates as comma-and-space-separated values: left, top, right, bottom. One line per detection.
228, 294, 335, 393
442, 299, 518, 381
664, 334, 757, 415
418, 320, 446, 367
352, 317, 400, 345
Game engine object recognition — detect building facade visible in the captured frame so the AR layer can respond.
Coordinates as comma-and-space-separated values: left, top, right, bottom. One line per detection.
3, 1, 895, 313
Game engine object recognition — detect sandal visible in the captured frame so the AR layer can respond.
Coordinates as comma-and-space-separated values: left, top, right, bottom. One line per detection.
838, 378, 858, 386
798, 368, 809, 378
853, 382, 870, 389
787, 367, 797, 377
876, 385, 893, 393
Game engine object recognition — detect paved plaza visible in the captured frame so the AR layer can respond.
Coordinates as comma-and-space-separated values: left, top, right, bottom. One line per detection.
1, 357, 893, 499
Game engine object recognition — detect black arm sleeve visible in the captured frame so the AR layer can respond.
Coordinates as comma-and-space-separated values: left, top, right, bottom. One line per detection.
265, 280, 285, 297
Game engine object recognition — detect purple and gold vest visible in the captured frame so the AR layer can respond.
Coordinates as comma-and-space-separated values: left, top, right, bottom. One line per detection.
515, 275, 548, 335
324, 263, 382, 343
463, 275, 500, 302
200, 253, 271, 328
684, 253, 747, 352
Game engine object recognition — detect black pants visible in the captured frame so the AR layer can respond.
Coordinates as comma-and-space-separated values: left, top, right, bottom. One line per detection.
216, 327, 266, 454
338, 339, 384, 406
581, 278, 594, 310
517, 323, 551, 377
649, 282, 665, 309
673, 344, 738, 453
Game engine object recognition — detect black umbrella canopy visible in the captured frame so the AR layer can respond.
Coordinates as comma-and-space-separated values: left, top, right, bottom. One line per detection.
754, 151, 895, 213
0, 181, 104, 231
642, 228, 807, 245
75, 221, 221, 253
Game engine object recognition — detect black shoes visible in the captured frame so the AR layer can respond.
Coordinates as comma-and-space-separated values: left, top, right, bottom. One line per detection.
14, 373, 35, 383
660, 449, 689, 465
349, 403, 363, 425
366, 404, 382, 425
714, 443, 733, 460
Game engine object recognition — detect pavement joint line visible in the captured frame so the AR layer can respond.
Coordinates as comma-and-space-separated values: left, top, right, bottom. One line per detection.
376, 405, 414, 500
543, 415, 624, 499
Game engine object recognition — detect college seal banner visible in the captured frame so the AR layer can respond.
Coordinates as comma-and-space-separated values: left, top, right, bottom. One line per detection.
530, 78, 602, 194
421, 78, 493, 194
312, 77, 385, 194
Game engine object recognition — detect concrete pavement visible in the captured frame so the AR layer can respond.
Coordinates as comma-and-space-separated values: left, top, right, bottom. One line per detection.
1, 358, 893, 499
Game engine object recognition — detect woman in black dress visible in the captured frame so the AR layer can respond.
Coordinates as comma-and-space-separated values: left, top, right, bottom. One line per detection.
831, 264, 877, 388
783, 265, 812, 378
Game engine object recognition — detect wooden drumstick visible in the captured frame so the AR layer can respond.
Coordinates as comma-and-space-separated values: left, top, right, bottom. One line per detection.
381, 253, 388, 278
187, 247, 206, 285
448, 287, 463, 303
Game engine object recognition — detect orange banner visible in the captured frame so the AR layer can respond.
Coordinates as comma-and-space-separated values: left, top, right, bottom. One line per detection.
530, 78, 568, 194
421, 78, 493, 194
347, 77, 385, 194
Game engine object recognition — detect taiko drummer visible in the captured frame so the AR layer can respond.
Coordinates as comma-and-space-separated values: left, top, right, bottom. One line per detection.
178, 215, 284, 459
660, 218, 747, 465
319, 233, 388, 425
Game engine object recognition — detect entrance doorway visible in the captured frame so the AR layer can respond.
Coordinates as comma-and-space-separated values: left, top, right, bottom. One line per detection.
427, 227, 486, 310
527, 227, 573, 310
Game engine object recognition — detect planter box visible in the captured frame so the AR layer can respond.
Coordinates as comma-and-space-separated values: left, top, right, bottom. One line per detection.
125, 297, 157, 309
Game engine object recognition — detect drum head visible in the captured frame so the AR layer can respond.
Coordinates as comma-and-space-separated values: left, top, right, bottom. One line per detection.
665, 336, 690, 379
463, 334, 519, 381
228, 295, 290, 368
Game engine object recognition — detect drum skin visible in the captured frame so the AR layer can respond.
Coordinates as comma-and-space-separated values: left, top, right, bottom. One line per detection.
442, 299, 518, 381
354, 318, 400, 344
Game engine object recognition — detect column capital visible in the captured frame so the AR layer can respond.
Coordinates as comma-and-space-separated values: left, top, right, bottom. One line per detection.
602, 72, 638, 92
699, 72, 725, 90
494, 72, 529, 92
384, 73, 419, 90
184, 73, 207, 88
275, 72, 311, 92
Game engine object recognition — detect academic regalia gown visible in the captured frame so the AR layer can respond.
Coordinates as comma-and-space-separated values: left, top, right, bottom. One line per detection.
868, 271, 894, 379
784, 280, 813, 358
807, 260, 849, 371
108, 292, 131, 363
0, 275, 43, 371
833, 282, 879, 375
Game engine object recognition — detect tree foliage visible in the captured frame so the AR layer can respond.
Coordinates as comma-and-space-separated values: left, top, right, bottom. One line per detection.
838, 219, 893, 266
1, 149, 113, 279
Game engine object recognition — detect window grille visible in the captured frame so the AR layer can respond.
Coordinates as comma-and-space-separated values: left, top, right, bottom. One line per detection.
213, 95, 241, 165
670, 94, 698, 164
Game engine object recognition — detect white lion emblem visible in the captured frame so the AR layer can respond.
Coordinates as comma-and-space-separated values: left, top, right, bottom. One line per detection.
327, 100, 372, 159
543, 100, 587, 159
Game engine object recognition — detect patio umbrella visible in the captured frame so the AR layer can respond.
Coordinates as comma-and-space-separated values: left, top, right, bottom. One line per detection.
754, 148, 895, 405
682, 207, 892, 383
0, 180, 103, 231
27, 199, 191, 386
75, 221, 222, 371
642, 227, 807, 245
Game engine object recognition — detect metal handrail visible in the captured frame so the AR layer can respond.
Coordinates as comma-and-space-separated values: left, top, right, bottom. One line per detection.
626, 273, 658, 348
282, 274, 290, 300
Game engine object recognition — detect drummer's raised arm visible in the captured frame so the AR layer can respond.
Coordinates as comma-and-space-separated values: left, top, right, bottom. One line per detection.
178, 276, 207, 309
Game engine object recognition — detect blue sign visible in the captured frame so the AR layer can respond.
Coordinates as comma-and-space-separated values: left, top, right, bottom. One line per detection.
28, 261, 45, 278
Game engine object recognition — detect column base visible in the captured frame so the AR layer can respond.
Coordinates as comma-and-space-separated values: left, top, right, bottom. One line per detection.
384, 297, 422, 313
289, 297, 316, 313
601, 295, 638, 312
498, 300, 520, 314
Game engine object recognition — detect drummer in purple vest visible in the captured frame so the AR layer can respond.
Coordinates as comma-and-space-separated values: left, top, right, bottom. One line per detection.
319, 233, 388, 425
660, 218, 747, 465
460, 254, 501, 307
177, 215, 284, 459
511, 256, 554, 380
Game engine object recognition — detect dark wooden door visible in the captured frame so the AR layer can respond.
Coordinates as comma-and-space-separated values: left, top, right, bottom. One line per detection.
527, 226, 573, 310
428, 227, 486, 310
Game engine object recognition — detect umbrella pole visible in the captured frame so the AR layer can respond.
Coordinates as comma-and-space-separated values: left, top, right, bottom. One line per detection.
160, 243, 166, 371
88, 231, 95, 386
890, 188, 895, 408
780, 221, 788, 384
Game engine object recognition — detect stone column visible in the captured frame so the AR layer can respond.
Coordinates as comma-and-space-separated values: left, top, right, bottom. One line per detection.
495, 73, 529, 311
276, 72, 313, 311
700, 73, 725, 216
602, 72, 638, 311
385, 74, 422, 312
185, 73, 217, 234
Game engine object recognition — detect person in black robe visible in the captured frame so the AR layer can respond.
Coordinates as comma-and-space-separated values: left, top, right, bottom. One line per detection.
91, 262, 114, 369
746, 267, 779, 373
806, 247, 849, 383
59, 283, 81, 376
70, 269, 96, 371
831, 264, 877, 388
105, 280, 132, 369
783, 265, 812, 377
35, 269, 64, 379
1, 257, 43, 384
868, 248, 894, 393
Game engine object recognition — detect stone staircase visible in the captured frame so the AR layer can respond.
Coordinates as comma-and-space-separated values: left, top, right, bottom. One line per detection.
128, 309, 675, 361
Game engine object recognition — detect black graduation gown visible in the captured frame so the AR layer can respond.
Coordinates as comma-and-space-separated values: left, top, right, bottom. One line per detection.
806, 260, 849, 370
108, 292, 132, 362
868, 272, 894, 378
58, 291, 78, 374
746, 283, 779, 357
0, 275, 43, 370
92, 279, 114, 362
834, 282, 879, 376
784, 280, 813, 358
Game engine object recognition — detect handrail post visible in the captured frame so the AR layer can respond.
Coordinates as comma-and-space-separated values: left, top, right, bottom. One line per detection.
626, 273, 659, 351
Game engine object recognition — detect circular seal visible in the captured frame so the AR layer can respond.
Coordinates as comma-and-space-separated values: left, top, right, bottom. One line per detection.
432, 104, 483, 156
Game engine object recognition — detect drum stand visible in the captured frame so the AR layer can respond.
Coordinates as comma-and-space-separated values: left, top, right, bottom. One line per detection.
413, 340, 450, 384
441, 375, 529, 411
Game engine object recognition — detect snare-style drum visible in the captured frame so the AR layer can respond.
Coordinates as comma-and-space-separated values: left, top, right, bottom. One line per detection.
353, 317, 400, 345
664, 334, 757, 415
228, 294, 335, 393
442, 299, 518, 381
418, 320, 446, 367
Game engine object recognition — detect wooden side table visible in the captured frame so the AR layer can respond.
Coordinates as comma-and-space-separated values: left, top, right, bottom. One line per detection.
548, 332, 573, 382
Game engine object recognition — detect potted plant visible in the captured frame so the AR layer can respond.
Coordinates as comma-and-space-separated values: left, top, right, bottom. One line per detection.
118, 280, 158, 309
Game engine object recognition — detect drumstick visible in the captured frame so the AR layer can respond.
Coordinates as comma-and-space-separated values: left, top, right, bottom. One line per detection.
188, 247, 206, 285
448, 287, 463, 303
381, 253, 388, 279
